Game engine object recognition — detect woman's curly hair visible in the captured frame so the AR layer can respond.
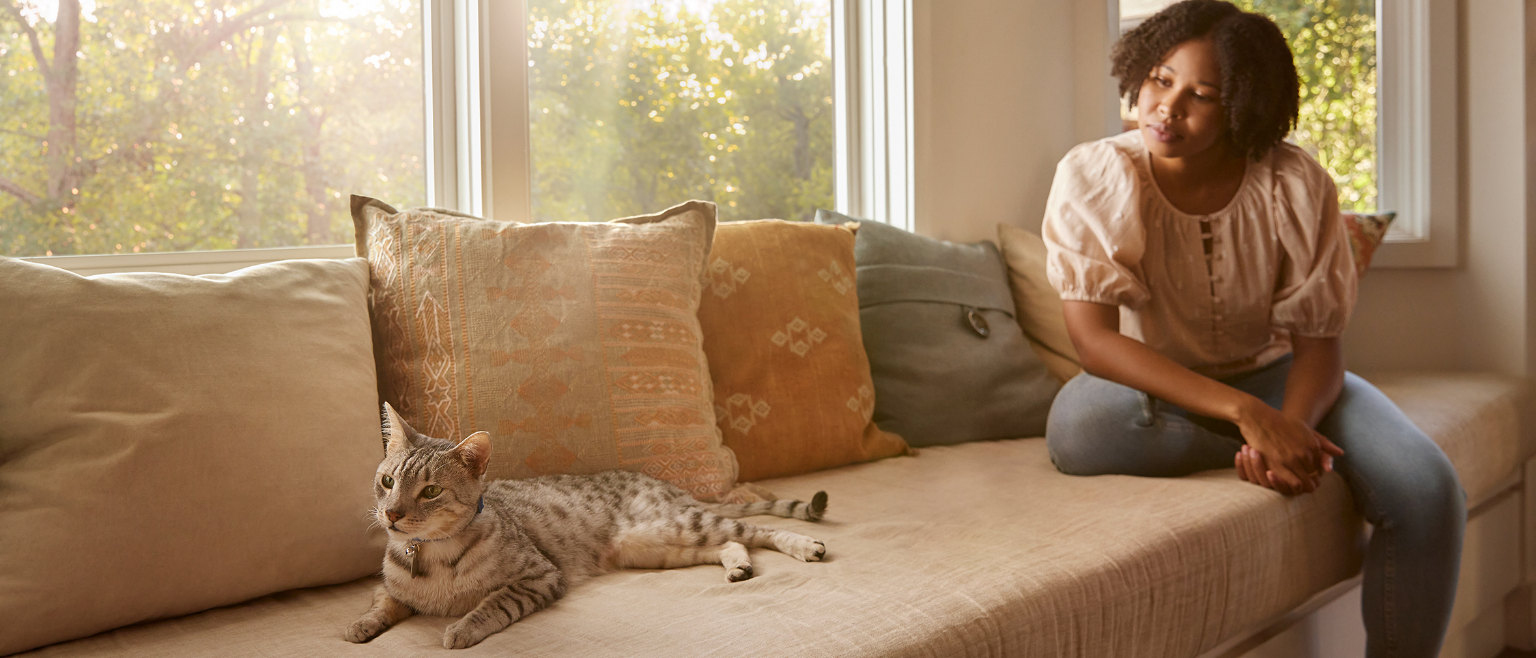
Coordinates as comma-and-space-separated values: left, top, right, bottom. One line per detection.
1111, 0, 1299, 161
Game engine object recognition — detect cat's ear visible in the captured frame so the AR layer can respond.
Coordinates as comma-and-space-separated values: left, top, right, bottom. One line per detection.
380, 402, 418, 456
451, 432, 493, 479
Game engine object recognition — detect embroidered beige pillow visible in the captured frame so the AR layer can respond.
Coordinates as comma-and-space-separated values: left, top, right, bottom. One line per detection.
997, 223, 1084, 383
0, 257, 384, 656
697, 220, 910, 482
353, 196, 740, 501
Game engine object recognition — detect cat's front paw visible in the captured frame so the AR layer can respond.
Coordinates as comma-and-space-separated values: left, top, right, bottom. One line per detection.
443, 620, 493, 650
344, 617, 387, 644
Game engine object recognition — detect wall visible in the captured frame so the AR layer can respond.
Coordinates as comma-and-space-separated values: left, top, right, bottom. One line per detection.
911, 0, 1532, 376
1344, 0, 1528, 376
910, 0, 1113, 244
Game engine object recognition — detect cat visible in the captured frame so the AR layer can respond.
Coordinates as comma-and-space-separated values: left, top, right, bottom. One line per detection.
344, 402, 830, 650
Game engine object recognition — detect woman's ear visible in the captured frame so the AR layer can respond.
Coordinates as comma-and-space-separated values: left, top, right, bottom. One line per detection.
451, 432, 493, 480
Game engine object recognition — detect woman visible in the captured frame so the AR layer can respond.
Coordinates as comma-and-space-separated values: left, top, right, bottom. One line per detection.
1041, 1, 1464, 655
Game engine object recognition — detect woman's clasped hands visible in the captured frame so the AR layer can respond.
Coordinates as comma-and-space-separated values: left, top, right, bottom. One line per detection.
1233, 399, 1345, 496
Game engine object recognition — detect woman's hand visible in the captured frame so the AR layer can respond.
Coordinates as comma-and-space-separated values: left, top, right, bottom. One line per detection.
1233, 400, 1343, 495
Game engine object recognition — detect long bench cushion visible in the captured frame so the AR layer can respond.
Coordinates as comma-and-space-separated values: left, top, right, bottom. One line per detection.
19, 372, 1520, 657
1363, 371, 1526, 504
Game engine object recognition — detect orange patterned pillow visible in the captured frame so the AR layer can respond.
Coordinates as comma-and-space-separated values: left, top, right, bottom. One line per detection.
697, 220, 910, 482
1343, 211, 1395, 277
352, 196, 741, 501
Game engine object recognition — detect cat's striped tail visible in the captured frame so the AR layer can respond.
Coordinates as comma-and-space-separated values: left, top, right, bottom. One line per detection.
702, 491, 828, 521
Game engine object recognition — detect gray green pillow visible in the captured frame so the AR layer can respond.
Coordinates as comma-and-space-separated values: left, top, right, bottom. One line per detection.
815, 209, 1060, 446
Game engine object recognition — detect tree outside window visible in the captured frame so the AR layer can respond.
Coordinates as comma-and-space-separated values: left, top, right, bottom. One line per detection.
526, 0, 833, 223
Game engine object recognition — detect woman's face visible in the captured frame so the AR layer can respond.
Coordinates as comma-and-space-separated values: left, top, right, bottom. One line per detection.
1136, 38, 1230, 161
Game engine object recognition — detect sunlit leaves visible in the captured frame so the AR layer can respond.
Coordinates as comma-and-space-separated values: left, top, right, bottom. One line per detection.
1238, 0, 1377, 211
526, 0, 833, 223
0, 0, 426, 256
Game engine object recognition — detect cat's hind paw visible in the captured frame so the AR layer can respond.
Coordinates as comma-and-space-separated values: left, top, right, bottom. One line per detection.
726, 564, 754, 582
779, 535, 826, 562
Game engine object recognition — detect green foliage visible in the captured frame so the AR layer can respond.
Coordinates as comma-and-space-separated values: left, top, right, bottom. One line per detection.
0, 0, 426, 257
1236, 0, 1377, 211
526, 0, 833, 223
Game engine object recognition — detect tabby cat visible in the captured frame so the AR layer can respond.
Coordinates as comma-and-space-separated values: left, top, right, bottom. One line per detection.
344, 403, 830, 649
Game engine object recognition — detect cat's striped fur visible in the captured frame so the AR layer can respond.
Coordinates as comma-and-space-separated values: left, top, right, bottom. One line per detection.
345, 403, 829, 650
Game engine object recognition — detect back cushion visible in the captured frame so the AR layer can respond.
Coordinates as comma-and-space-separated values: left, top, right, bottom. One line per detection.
0, 257, 385, 656
352, 196, 742, 501
818, 211, 1060, 446
696, 220, 909, 482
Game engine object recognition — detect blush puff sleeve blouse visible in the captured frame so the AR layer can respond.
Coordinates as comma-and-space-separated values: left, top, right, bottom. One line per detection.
1041, 131, 1358, 379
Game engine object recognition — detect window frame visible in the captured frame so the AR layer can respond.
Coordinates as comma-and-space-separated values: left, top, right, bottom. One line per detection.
21, 0, 895, 274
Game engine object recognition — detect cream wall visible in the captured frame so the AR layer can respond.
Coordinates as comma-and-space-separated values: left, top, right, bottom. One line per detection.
911, 0, 1532, 375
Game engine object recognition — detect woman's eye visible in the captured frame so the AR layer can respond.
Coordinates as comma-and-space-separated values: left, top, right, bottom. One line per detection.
421, 485, 443, 499
381, 475, 395, 489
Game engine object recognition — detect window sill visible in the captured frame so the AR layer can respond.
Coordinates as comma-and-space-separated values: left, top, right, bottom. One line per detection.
17, 245, 358, 277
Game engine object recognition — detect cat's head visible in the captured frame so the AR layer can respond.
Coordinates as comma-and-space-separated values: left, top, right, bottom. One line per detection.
372, 402, 492, 542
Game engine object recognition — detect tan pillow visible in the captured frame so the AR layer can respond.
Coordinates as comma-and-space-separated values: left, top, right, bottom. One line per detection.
697, 220, 909, 482
997, 223, 1083, 382
0, 257, 385, 656
353, 196, 741, 501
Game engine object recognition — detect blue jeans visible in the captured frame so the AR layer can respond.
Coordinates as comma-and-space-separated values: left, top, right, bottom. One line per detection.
1046, 356, 1465, 658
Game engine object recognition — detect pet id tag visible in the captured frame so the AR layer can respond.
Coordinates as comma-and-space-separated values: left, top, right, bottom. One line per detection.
406, 543, 422, 578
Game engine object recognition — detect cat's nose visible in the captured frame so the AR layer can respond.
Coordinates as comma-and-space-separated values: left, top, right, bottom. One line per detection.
386, 511, 404, 523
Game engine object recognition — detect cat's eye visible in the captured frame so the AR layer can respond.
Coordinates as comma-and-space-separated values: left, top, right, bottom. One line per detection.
380, 475, 394, 489
421, 485, 443, 499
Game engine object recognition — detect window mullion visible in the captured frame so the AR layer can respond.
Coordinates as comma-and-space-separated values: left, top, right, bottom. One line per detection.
480, 0, 532, 224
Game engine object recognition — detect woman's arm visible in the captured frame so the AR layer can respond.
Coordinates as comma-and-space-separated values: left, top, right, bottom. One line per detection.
1063, 300, 1337, 494
1281, 335, 1344, 427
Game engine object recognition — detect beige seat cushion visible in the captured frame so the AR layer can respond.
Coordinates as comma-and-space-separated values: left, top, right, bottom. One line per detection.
22, 372, 1518, 657
21, 439, 1360, 657
0, 258, 386, 656
1362, 370, 1526, 503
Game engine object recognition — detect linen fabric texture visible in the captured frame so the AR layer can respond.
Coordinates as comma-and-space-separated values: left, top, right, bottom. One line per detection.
0, 257, 386, 656
996, 223, 1084, 383
352, 196, 741, 501
16, 372, 1520, 658
1041, 131, 1359, 379
815, 210, 1060, 447
696, 219, 909, 481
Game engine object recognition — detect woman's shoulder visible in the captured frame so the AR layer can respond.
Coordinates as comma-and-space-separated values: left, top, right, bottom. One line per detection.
1262, 140, 1336, 190
1056, 131, 1144, 185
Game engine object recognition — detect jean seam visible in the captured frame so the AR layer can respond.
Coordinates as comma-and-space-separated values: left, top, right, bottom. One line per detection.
1351, 469, 1395, 656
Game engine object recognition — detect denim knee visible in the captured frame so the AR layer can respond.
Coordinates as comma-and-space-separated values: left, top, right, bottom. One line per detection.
1045, 374, 1143, 476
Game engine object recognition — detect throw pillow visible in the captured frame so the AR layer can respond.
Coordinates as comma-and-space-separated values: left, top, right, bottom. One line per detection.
352, 196, 741, 501
1343, 211, 1396, 277
816, 210, 1061, 446
996, 223, 1084, 382
696, 220, 910, 481
0, 257, 385, 656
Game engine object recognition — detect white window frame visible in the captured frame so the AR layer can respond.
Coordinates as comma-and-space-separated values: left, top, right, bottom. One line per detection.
22, 0, 907, 275
1110, 0, 1457, 268
1371, 0, 1457, 267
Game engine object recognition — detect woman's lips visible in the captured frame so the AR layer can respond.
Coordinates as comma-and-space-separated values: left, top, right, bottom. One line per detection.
1145, 123, 1180, 143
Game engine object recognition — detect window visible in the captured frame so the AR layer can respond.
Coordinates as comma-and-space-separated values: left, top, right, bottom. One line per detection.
525, 0, 835, 223
8, 0, 909, 270
0, 0, 428, 258
1115, 0, 1457, 266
